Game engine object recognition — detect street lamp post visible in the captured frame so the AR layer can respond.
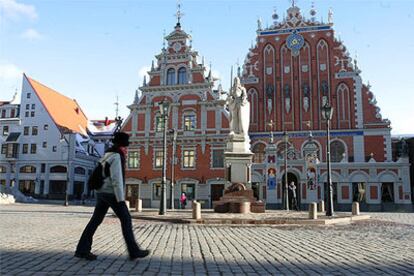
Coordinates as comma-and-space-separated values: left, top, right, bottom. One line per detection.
283, 131, 289, 211
158, 100, 170, 215
169, 128, 177, 210
322, 103, 334, 216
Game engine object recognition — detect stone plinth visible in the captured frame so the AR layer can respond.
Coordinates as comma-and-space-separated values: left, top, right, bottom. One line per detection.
213, 183, 265, 213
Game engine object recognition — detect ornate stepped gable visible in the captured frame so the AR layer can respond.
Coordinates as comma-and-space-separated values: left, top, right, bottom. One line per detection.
242, 5, 389, 134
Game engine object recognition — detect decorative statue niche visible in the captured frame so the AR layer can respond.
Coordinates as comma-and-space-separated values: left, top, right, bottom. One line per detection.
284, 84, 291, 113
302, 83, 310, 112
321, 80, 329, 107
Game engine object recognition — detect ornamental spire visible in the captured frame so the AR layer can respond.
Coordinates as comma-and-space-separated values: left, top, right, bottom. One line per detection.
175, 1, 184, 28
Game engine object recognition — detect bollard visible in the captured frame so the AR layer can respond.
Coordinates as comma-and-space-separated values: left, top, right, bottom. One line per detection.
240, 201, 251, 214
352, 201, 360, 216
135, 199, 142, 213
192, 200, 201, 220
309, 202, 318, 219
318, 200, 325, 213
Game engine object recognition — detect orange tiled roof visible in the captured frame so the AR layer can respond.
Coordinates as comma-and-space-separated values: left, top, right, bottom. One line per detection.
25, 75, 88, 135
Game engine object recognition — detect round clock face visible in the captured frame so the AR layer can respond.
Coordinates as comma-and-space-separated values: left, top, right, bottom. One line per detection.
173, 42, 182, 52
286, 32, 305, 53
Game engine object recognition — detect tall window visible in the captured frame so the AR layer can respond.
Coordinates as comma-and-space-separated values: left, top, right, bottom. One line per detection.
183, 114, 196, 131
128, 151, 139, 169
2, 126, 9, 136
252, 143, 266, 163
155, 115, 164, 132
30, 144, 37, 154
24, 127, 29, 135
153, 182, 161, 200
22, 144, 28, 154
183, 150, 195, 168
32, 126, 38, 136
166, 68, 175, 85
330, 140, 345, 162
1, 110, 5, 118
212, 149, 224, 168
154, 150, 164, 168
177, 67, 187, 84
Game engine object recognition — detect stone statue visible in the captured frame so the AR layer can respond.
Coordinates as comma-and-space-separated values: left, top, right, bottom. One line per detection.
400, 139, 409, 157
227, 77, 250, 139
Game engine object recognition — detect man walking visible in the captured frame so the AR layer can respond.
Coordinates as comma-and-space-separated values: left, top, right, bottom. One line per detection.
75, 132, 150, 261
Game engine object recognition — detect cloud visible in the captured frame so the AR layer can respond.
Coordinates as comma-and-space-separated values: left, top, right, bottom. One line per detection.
0, 63, 22, 99
0, 63, 22, 80
0, 0, 38, 21
20, 28, 42, 40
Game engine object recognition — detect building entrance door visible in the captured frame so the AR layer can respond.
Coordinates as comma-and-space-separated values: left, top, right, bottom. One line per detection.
282, 173, 299, 210
210, 184, 224, 208
126, 184, 139, 208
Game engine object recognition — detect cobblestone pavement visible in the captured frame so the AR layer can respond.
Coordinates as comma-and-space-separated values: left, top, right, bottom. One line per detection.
1, 203, 414, 275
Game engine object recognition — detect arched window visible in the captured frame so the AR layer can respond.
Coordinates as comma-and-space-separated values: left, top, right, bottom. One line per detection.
330, 140, 346, 162
252, 143, 266, 163
19, 165, 36, 173
166, 68, 176, 85
50, 165, 67, 173
74, 167, 86, 175
248, 89, 258, 123
177, 67, 187, 84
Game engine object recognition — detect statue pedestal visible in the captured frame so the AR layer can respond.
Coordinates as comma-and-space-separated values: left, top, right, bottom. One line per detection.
224, 151, 253, 189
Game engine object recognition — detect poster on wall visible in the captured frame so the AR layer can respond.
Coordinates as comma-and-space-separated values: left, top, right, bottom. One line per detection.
267, 168, 277, 190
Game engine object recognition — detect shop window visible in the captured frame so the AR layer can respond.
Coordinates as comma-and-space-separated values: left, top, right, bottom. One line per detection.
181, 183, 195, 201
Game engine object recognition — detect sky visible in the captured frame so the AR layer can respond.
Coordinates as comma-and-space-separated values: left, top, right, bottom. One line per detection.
0, 0, 413, 135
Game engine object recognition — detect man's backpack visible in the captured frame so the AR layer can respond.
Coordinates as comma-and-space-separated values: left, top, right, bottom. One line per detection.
88, 160, 111, 190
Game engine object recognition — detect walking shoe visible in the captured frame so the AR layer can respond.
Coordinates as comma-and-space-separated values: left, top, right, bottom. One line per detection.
130, 249, 150, 260
74, 252, 98, 261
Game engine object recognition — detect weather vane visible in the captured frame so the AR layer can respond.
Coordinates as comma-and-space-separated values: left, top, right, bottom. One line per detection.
175, 1, 184, 24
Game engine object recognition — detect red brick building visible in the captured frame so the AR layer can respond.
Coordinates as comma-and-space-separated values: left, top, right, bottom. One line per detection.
243, 5, 411, 210
122, 20, 229, 208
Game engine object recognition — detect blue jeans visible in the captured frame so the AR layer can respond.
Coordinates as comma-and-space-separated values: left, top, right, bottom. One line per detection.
75, 193, 140, 256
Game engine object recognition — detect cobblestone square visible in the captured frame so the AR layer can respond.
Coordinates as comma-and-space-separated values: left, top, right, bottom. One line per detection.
1, 203, 414, 275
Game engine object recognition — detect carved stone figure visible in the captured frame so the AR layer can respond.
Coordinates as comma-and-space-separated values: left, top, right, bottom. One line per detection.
303, 83, 310, 112
227, 77, 250, 138
284, 84, 291, 113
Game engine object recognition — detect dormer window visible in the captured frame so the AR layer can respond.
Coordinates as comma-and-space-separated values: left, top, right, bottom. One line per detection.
178, 67, 187, 84
166, 68, 176, 85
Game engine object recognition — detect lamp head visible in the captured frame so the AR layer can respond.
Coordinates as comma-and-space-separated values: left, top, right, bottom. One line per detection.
158, 100, 170, 116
